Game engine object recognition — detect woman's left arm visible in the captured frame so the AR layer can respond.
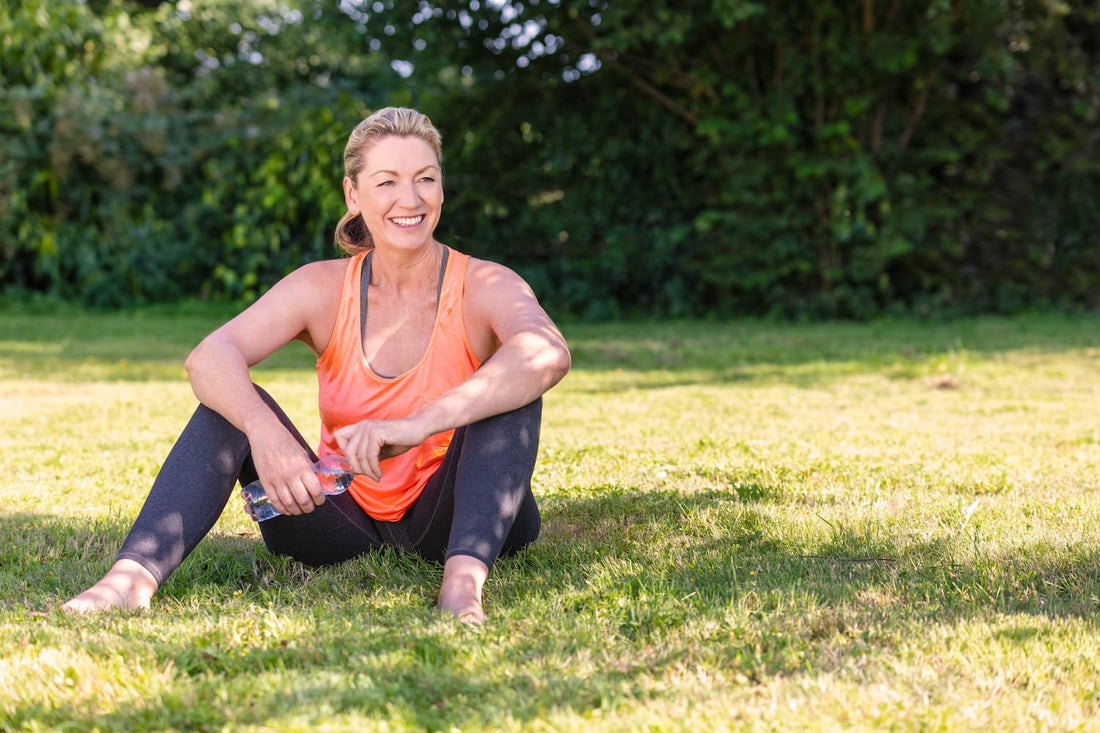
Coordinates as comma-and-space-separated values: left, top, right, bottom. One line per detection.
430, 258, 572, 426
334, 260, 570, 480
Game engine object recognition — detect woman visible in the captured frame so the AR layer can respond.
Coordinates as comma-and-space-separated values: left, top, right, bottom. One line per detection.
63, 107, 571, 622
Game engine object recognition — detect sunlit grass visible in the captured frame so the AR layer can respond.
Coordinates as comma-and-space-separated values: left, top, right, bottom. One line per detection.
3, 310, 1100, 730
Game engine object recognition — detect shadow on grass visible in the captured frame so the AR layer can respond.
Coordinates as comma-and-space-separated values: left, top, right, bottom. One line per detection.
564, 313, 1100, 368
523, 485, 1100, 646
5, 312, 1100, 388
560, 313, 1100, 394
0, 310, 315, 382
0, 512, 267, 611
6, 479, 1100, 729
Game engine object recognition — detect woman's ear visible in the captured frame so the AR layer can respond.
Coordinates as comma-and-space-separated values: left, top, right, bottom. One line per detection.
343, 176, 358, 212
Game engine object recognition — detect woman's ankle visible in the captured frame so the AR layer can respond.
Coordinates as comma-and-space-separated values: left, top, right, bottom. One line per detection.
437, 554, 489, 623
62, 559, 159, 614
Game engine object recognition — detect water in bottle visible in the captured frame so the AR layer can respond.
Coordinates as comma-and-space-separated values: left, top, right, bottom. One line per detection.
241, 455, 355, 522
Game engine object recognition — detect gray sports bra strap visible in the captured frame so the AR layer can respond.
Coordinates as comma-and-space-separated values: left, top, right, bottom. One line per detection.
359, 247, 450, 328
437, 247, 450, 300
359, 250, 372, 329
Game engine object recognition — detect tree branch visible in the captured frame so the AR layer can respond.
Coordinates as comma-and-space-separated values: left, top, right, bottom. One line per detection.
898, 72, 934, 151
604, 56, 700, 127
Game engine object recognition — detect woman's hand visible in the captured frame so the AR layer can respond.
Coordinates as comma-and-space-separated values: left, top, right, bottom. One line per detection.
333, 417, 424, 481
247, 425, 325, 515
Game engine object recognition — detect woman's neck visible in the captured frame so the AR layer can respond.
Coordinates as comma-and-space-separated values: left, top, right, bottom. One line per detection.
369, 241, 442, 293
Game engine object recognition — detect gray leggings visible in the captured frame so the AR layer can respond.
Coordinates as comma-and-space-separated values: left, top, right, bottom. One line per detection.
116, 388, 542, 586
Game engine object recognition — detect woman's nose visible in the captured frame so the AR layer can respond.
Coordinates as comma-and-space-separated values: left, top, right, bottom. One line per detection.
396, 181, 422, 206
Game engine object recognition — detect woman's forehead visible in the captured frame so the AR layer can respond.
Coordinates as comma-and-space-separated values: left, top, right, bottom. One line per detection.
362, 135, 439, 169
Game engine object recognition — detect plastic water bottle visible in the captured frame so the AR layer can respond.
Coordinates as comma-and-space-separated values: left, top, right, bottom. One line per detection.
241, 454, 356, 522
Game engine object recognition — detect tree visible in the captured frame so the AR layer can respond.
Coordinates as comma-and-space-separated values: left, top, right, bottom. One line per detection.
3, 0, 1098, 316
408, 0, 1100, 317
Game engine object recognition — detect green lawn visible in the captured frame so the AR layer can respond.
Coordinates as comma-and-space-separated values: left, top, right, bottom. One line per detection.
3, 309, 1100, 731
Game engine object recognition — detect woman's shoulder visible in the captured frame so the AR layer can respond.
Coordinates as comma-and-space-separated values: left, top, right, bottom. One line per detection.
303, 255, 356, 274
267, 257, 355, 354
461, 254, 542, 325
284, 256, 354, 290
462, 253, 522, 284
257, 257, 353, 319
464, 255, 539, 298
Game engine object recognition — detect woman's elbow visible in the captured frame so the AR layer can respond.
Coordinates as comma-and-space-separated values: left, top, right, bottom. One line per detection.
547, 340, 572, 384
557, 342, 572, 378
183, 345, 202, 384
184, 336, 216, 383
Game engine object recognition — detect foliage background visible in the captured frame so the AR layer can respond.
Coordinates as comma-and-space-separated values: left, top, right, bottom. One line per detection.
2, 0, 1098, 318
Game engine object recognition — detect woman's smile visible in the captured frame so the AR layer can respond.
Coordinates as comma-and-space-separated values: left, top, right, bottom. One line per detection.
391, 214, 425, 227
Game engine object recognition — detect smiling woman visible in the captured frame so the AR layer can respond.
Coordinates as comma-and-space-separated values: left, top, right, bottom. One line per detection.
63, 106, 572, 623
347, 135, 443, 256
333, 107, 444, 256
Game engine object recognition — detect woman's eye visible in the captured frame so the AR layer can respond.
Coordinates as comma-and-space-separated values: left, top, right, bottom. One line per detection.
420, 177, 435, 183
377, 180, 394, 187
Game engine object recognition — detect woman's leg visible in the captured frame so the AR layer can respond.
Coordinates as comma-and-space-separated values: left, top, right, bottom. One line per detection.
403, 398, 543, 619
258, 491, 388, 566
64, 387, 309, 612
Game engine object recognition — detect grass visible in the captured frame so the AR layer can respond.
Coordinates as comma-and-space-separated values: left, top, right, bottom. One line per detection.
3, 308, 1100, 730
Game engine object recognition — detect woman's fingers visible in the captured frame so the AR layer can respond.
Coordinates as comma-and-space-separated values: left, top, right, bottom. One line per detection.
267, 470, 324, 515
335, 423, 385, 481
334, 417, 424, 482
364, 438, 383, 482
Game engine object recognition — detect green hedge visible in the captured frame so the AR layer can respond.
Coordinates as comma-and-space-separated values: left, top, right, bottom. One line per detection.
2, 0, 1098, 318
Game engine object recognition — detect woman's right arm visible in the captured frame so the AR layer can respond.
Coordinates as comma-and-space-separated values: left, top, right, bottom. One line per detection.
184, 259, 345, 514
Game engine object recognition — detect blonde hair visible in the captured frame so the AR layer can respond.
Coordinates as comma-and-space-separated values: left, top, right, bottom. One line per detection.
334, 106, 444, 255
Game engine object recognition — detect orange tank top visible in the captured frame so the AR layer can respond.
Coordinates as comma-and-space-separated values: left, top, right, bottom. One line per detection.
315, 246, 481, 521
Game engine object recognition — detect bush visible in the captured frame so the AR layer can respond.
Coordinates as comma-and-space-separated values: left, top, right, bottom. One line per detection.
2, 0, 1098, 318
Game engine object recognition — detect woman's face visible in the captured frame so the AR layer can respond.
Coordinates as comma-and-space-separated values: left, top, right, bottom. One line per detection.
344, 134, 443, 252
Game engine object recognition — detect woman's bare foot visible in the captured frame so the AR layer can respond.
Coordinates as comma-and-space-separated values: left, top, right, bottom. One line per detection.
437, 554, 489, 624
62, 559, 158, 614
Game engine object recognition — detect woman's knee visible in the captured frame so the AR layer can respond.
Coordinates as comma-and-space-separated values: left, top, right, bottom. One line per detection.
464, 397, 543, 457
